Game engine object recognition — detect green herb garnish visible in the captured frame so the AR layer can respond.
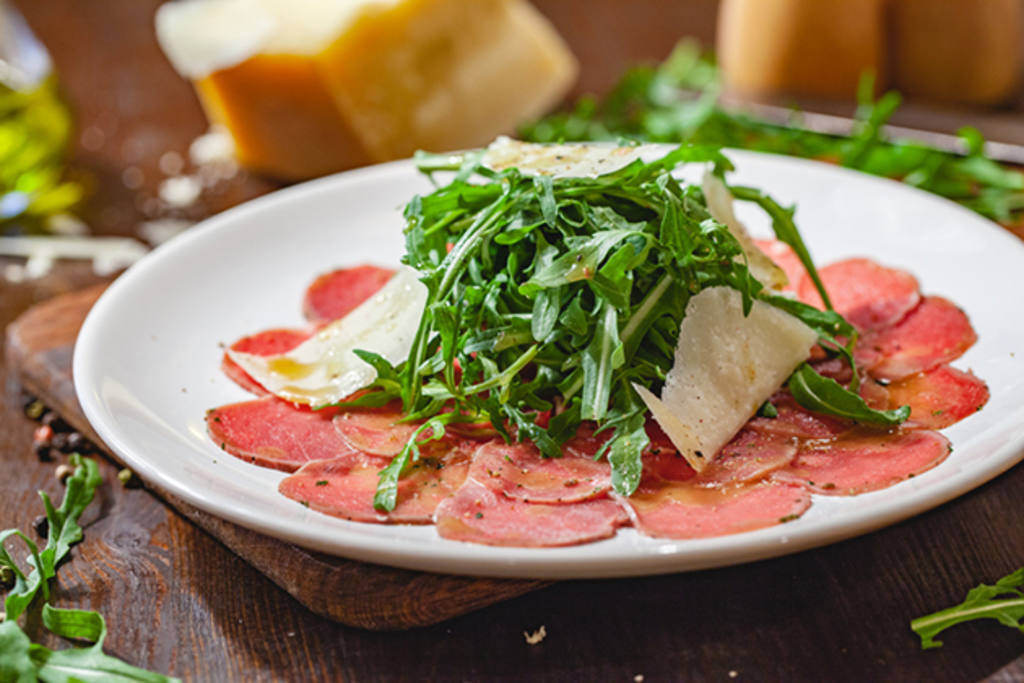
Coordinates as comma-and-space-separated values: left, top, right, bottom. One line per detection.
522, 41, 1024, 228
345, 145, 903, 511
911, 567, 1024, 649
0, 455, 178, 681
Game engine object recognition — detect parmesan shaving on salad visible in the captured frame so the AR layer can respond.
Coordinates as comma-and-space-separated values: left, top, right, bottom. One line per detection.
635, 286, 817, 472
229, 266, 427, 406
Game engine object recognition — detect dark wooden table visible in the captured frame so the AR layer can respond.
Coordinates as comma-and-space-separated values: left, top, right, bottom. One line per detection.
2, 1, 1023, 680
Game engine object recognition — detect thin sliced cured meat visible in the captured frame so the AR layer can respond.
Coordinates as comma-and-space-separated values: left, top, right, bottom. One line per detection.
754, 238, 804, 292
279, 449, 470, 523
622, 480, 811, 540
334, 405, 421, 456
206, 396, 346, 471
434, 478, 627, 547
748, 394, 851, 441
468, 440, 611, 504
886, 365, 989, 430
797, 258, 921, 332
859, 296, 978, 381
564, 420, 675, 459
302, 265, 396, 325
333, 403, 457, 457
773, 429, 951, 495
696, 428, 797, 487
221, 328, 310, 395
642, 450, 696, 484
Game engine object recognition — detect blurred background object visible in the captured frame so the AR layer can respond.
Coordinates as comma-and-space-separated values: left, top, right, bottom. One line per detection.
156, 0, 577, 180
718, 0, 887, 99
888, 0, 1023, 105
718, 0, 1024, 106
8, 0, 1024, 259
0, 0, 81, 237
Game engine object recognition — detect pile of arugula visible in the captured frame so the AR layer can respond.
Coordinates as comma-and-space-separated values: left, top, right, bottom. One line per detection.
0, 455, 176, 682
522, 42, 1024, 228
349, 145, 906, 511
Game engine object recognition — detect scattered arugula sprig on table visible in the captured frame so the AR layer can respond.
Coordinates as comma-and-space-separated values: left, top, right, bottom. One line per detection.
342, 145, 907, 511
911, 567, 1024, 649
0, 454, 178, 682
521, 41, 1024, 228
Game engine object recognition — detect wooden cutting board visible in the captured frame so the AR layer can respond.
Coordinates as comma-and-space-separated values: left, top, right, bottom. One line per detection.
4, 284, 548, 630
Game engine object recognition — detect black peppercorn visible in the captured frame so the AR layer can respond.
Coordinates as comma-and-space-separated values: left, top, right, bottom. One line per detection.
66, 432, 85, 452
33, 441, 53, 462
41, 412, 68, 431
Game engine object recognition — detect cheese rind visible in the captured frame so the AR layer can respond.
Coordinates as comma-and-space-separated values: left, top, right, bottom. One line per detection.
636, 286, 817, 472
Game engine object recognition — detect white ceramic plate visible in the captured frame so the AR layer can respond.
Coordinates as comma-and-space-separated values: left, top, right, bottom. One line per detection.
74, 150, 1024, 579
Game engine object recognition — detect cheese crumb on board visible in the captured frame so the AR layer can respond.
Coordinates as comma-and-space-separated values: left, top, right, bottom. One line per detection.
523, 625, 547, 645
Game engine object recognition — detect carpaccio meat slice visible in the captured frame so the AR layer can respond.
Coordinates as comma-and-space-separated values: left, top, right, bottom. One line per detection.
302, 264, 396, 325
564, 420, 676, 459
748, 394, 851, 441
334, 404, 459, 457
209, 252, 988, 547
696, 428, 798, 487
755, 238, 804, 292
434, 478, 627, 547
642, 450, 696, 484
798, 257, 921, 332
773, 429, 951, 495
621, 480, 811, 540
334, 405, 422, 456
468, 440, 611, 503
858, 296, 978, 381
221, 328, 310, 395
206, 396, 345, 471
886, 365, 990, 430
279, 448, 471, 523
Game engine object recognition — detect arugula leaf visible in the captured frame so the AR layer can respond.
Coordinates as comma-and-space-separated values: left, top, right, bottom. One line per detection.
27, 605, 176, 682
911, 567, 1024, 650
0, 621, 36, 683
0, 456, 178, 682
787, 363, 909, 426
2, 454, 99, 622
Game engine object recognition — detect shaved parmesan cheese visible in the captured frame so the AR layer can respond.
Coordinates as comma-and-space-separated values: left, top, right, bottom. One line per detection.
702, 172, 789, 290
636, 286, 817, 472
229, 266, 426, 407
484, 137, 653, 178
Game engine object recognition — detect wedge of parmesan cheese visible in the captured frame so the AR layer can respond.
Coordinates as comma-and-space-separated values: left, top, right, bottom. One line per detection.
228, 266, 427, 407
635, 286, 817, 472
157, 0, 577, 180
702, 172, 789, 290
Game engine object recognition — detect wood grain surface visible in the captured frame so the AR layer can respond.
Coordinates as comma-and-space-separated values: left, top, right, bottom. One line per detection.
1, 0, 1023, 680
5, 285, 549, 631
